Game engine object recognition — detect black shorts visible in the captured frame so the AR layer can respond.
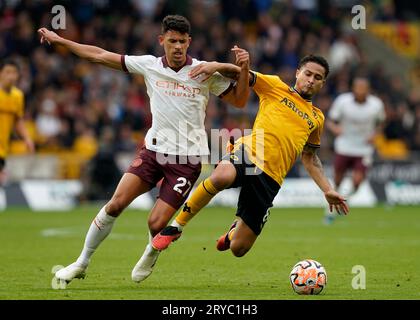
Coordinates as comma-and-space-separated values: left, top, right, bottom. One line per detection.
221, 145, 280, 235
0, 158, 5, 171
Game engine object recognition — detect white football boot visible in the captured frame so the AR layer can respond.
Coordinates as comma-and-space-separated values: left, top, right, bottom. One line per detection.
55, 262, 87, 283
131, 247, 159, 283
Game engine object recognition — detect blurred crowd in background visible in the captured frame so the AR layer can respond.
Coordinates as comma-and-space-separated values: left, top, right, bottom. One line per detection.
1, 0, 420, 192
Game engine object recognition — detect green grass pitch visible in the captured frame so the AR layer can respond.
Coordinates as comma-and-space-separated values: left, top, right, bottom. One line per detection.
0, 205, 419, 300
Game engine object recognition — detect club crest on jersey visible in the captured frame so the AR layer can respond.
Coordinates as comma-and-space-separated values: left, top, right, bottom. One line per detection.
280, 97, 315, 130
131, 158, 143, 168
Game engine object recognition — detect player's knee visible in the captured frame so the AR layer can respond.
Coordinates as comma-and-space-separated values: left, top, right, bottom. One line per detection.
334, 176, 343, 188
353, 178, 362, 187
148, 216, 168, 236
353, 172, 365, 188
231, 246, 249, 257
230, 242, 250, 257
105, 199, 126, 217
211, 170, 235, 190
354, 174, 364, 184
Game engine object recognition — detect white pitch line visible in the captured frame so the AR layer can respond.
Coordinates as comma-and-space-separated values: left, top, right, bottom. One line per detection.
40, 227, 143, 240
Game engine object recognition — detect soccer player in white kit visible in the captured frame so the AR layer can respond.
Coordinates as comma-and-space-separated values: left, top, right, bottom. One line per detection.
325, 77, 385, 223
38, 15, 250, 285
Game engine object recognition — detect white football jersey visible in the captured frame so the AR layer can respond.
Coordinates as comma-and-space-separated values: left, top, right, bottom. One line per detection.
328, 92, 385, 157
122, 55, 232, 156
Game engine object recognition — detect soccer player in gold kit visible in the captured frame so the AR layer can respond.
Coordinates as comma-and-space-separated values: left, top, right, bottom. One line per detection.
0, 60, 34, 185
153, 47, 349, 257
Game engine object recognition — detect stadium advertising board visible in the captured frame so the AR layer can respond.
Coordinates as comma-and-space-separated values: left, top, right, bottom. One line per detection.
2, 161, 420, 210
0, 188, 6, 211
19, 180, 82, 211
367, 161, 420, 205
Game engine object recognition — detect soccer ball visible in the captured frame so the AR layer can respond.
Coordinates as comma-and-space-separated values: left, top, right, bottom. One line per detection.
290, 259, 327, 295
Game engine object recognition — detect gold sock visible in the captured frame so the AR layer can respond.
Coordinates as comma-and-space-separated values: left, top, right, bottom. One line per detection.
227, 228, 235, 241
175, 178, 219, 226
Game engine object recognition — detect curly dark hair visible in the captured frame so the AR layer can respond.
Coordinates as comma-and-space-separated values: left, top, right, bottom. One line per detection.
298, 55, 330, 79
161, 15, 191, 35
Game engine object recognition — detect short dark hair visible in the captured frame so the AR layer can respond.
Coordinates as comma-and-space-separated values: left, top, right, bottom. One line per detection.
351, 76, 370, 85
162, 15, 191, 35
298, 55, 329, 78
0, 59, 20, 72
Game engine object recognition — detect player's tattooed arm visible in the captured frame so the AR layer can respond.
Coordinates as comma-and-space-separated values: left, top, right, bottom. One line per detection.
302, 144, 318, 155
301, 144, 330, 192
302, 144, 324, 170
301, 144, 349, 215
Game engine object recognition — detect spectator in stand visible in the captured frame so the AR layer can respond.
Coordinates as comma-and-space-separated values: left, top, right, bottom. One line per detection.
0, 0, 418, 176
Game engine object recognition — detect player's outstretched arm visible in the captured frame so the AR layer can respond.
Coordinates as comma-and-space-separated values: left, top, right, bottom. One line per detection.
189, 61, 241, 82
189, 46, 250, 108
189, 45, 253, 82
301, 145, 349, 215
37, 28, 123, 70
221, 46, 250, 108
